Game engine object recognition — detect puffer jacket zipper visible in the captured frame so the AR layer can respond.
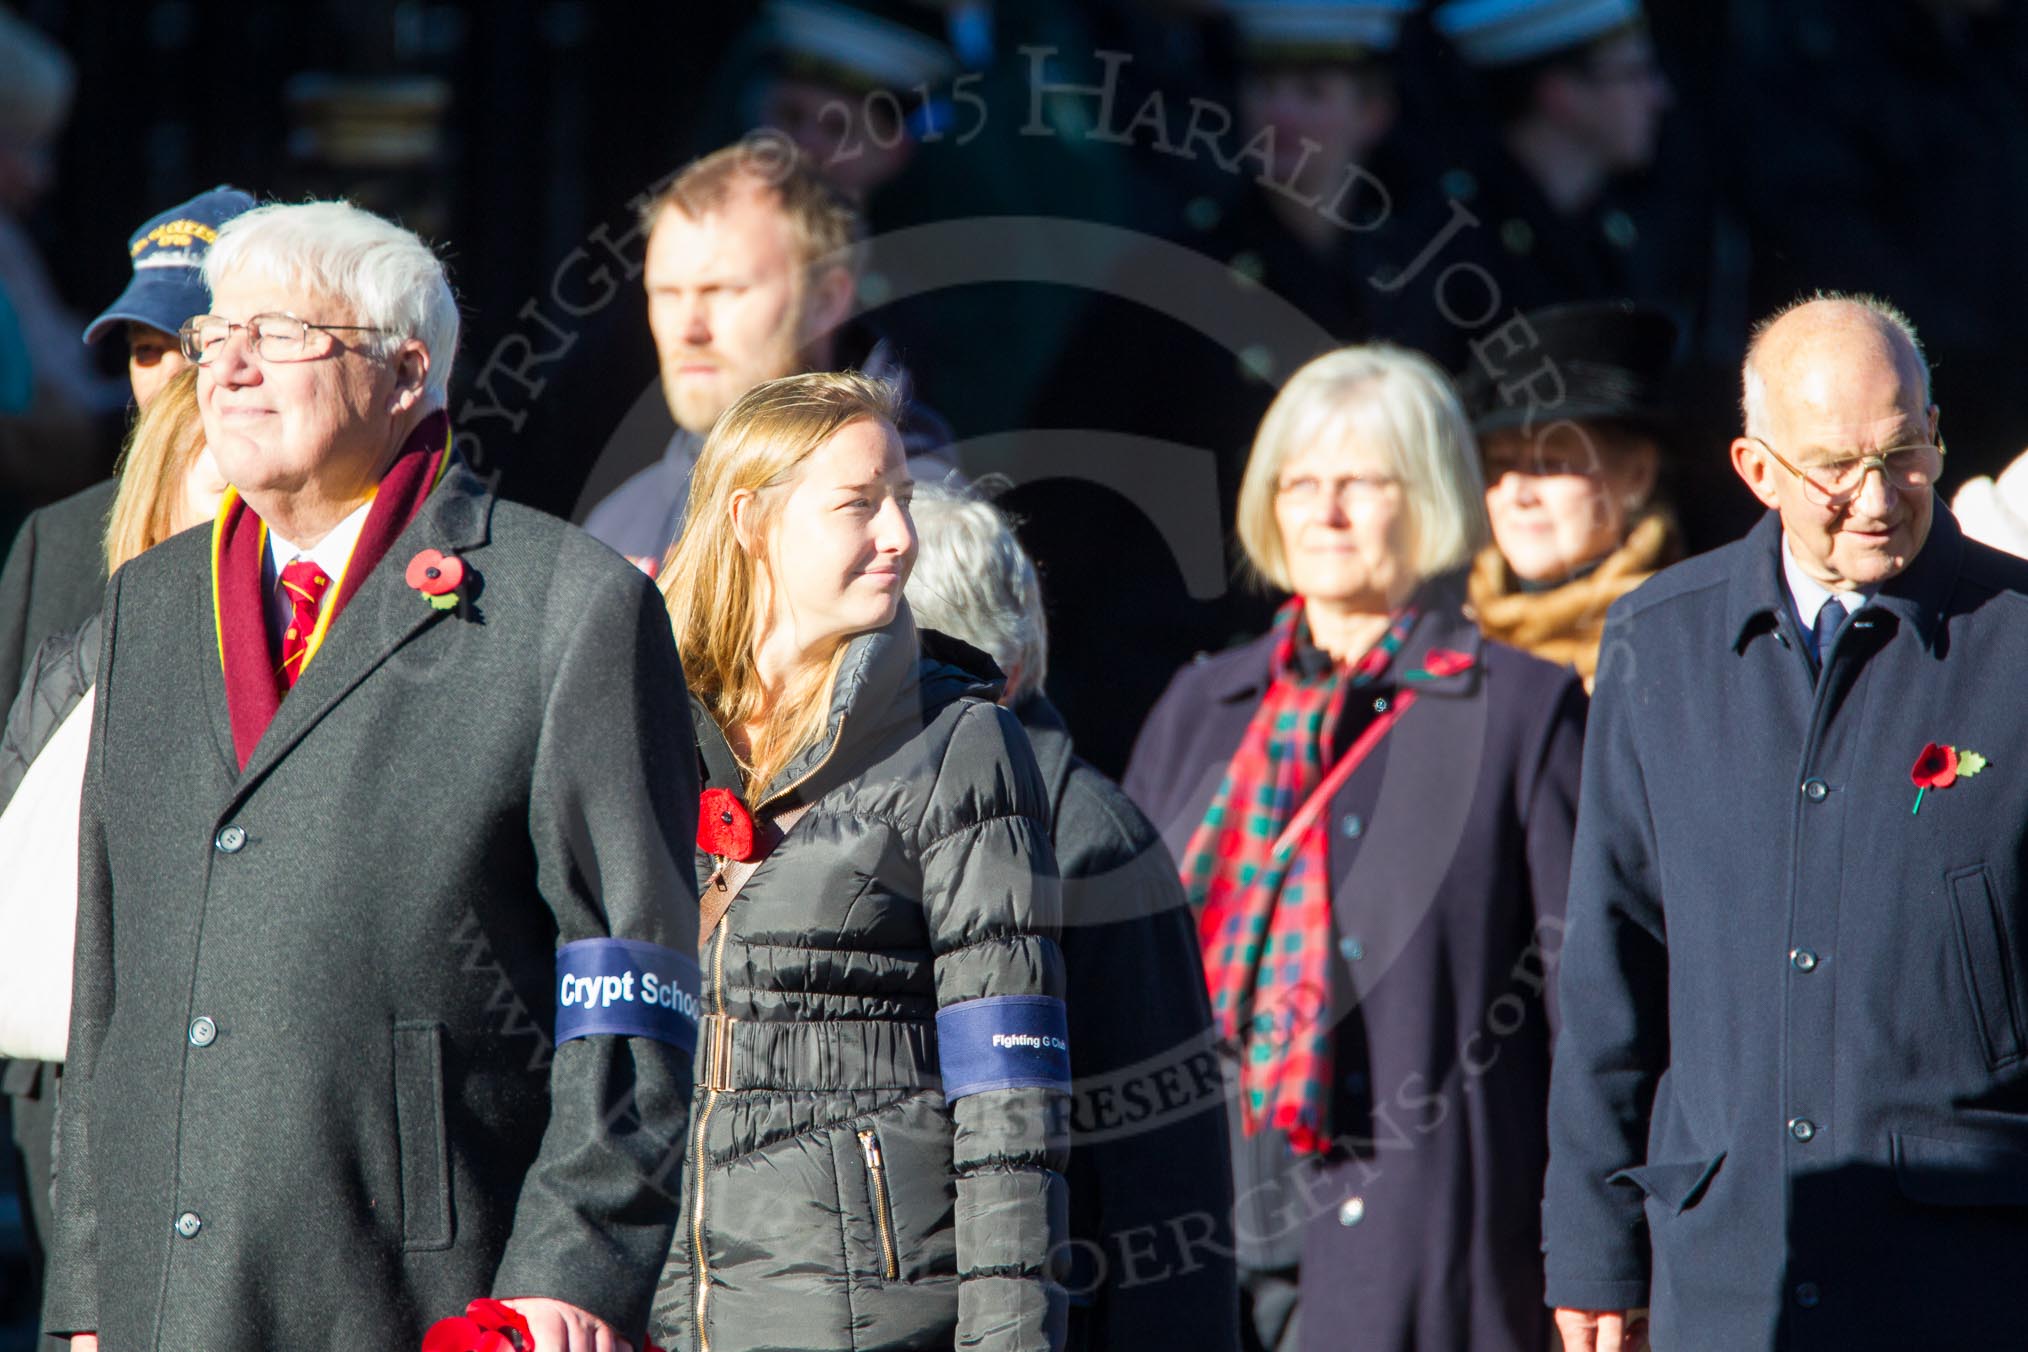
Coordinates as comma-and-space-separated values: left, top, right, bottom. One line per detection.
858, 1129, 900, 1280
690, 911, 728, 1352
690, 715, 850, 1351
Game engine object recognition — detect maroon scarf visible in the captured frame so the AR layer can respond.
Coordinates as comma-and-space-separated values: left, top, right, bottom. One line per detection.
211, 410, 452, 768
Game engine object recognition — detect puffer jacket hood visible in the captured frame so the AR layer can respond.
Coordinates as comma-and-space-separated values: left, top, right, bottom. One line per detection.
688, 613, 1005, 809
656, 604, 1069, 1352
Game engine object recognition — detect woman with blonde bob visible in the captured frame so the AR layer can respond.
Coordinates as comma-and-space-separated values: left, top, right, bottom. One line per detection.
652, 371, 1069, 1352
1123, 345, 1587, 1352
0, 366, 223, 1262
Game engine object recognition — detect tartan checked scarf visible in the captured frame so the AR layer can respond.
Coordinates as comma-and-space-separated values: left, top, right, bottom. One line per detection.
1180, 598, 1417, 1155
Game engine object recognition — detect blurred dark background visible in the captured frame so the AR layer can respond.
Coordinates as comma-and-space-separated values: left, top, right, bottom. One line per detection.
7, 0, 2028, 1336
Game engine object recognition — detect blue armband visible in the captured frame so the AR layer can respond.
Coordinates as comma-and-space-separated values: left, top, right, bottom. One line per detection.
555, 938, 701, 1051
935, 995, 1072, 1101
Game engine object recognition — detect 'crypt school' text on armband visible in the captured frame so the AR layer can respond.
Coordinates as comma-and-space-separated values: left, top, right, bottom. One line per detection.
554, 937, 701, 1051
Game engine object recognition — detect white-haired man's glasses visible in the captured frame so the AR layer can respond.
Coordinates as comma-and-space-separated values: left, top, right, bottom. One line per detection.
178, 313, 389, 365
1745, 435, 1944, 509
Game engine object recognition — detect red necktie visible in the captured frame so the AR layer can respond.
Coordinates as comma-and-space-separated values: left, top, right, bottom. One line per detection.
278, 558, 330, 689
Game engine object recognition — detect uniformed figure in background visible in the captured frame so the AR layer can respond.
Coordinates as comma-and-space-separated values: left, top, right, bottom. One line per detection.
1022, 0, 1434, 777
1400, 0, 1724, 372
1547, 295, 2028, 1348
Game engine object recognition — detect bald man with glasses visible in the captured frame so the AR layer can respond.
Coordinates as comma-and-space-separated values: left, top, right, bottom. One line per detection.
1544, 294, 2028, 1350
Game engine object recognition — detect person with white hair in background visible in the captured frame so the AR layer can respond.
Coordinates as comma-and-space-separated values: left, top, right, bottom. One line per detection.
39, 200, 700, 1352
905, 478, 1240, 1352
1124, 345, 1586, 1352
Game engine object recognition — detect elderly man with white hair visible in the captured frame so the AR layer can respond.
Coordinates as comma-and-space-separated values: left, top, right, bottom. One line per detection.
1545, 294, 2028, 1349
40, 200, 700, 1352
905, 480, 1240, 1352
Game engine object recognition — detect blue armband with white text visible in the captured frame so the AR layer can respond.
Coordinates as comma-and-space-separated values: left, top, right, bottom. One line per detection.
555, 938, 701, 1051
936, 994, 1072, 1101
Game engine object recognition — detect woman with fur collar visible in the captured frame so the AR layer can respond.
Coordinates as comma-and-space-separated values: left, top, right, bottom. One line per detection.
1458, 302, 1684, 689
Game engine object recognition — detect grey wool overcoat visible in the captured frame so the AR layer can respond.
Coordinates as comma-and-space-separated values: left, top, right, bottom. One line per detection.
40, 460, 701, 1350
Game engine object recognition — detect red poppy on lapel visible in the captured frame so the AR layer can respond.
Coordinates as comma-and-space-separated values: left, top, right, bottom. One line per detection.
405, 548, 467, 610
698, 787, 757, 861
1911, 742, 1957, 791
1911, 742, 1988, 814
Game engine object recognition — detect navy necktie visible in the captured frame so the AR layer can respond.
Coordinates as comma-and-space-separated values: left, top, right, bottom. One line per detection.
1812, 600, 1848, 673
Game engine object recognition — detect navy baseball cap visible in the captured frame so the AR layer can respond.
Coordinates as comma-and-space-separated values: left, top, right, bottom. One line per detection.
83, 186, 256, 345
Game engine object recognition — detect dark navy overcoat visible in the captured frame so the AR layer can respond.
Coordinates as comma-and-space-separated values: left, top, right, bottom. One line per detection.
1546, 506, 2028, 1348
1124, 598, 1586, 1352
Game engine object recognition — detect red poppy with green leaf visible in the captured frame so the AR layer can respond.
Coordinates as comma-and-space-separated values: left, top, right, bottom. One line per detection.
406, 548, 467, 612
1911, 742, 1988, 814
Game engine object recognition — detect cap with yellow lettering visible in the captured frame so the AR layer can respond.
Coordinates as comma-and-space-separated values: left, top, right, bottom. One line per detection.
83, 186, 256, 345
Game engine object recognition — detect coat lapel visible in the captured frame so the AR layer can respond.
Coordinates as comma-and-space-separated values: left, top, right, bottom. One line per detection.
229, 462, 492, 798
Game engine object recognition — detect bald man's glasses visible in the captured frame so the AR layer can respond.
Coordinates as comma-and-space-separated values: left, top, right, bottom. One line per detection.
1746, 436, 1944, 508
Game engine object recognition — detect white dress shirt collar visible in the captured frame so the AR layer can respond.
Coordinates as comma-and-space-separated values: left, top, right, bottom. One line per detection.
265, 500, 372, 641
1781, 532, 1873, 632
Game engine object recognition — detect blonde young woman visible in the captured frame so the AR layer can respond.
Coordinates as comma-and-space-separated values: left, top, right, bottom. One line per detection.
0, 365, 222, 1264
651, 371, 1069, 1352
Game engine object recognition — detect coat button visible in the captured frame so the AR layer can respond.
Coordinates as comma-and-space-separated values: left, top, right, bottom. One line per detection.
214, 825, 247, 854
1340, 814, 1364, 839
1791, 948, 1820, 973
1372, 697, 1389, 714
1794, 1282, 1821, 1308
1337, 1196, 1365, 1227
188, 1016, 217, 1048
1801, 778, 1828, 803
1338, 936, 1365, 962
175, 1211, 202, 1238
1788, 1117, 1817, 1142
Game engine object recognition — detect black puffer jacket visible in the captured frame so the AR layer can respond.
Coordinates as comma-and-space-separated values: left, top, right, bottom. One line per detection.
0, 609, 99, 811
652, 612, 1069, 1352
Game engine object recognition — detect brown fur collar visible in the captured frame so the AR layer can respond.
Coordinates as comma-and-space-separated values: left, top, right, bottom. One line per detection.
1466, 511, 1681, 688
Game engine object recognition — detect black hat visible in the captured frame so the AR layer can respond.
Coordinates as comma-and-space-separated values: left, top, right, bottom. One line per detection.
1456, 299, 1679, 437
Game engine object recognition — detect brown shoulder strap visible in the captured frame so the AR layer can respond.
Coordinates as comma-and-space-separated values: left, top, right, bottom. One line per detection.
698, 801, 814, 948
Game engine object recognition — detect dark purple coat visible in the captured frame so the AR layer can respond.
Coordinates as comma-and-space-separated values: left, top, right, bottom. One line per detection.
1123, 600, 1587, 1352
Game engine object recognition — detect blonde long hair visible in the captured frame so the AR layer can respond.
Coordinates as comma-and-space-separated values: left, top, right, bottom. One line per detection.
103, 367, 207, 572
661, 370, 904, 803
